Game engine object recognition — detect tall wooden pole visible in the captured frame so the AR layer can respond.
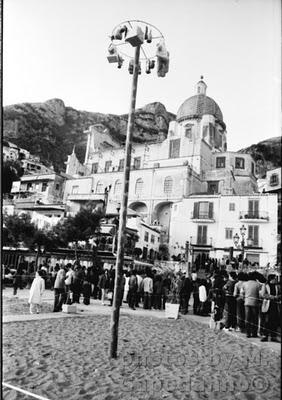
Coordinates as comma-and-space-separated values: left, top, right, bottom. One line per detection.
109, 45, 140, 359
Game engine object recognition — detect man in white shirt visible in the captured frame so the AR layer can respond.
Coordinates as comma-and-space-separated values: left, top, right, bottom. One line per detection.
142, 273, 153, 309
135, 271, 143, 308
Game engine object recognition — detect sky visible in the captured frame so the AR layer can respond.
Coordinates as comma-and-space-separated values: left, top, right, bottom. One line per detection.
3, 0, 281, 151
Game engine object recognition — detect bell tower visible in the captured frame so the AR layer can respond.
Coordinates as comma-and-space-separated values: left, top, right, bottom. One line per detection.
196, 75, 207, 95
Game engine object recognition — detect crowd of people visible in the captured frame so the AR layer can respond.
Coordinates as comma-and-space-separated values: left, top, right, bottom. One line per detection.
4, 259, 281, 342
192, 269, 281, 342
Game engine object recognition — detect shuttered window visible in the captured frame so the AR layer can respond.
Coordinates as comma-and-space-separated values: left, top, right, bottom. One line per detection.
96, 181, 104, 194
118, 159, 124, 171
216, 157, 225, 168
164, 176, 173, 194
169, 139, 180, 158
207, 181, 219, 194
225, 228, 233, 239
248, 225, 259, 246
133, 157, 141, 170
235, 157, 245, 169
197, 225, 207, 245
248, 200, 259, 218
135, 178, 143, 195
91, 163, 98, 174
105, 161, 112, 172
193, 202, 214, 219
114, 179, 122, 194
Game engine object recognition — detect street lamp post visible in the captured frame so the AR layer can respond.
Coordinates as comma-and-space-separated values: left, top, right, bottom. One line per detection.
233, 224, 247, 263
35, 245, 45, 271
108, 21, 169, 359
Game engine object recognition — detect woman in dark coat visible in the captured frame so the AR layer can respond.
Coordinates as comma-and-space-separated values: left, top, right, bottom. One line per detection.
82, 267, 92, 305
72, 265, 85, 303
208, 274, 225, 325
153, 275, 163, 310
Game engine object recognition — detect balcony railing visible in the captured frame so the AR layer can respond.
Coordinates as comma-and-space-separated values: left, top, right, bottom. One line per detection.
233, 239, 263, 249
189, 236, 213, 246
191, 211, 215, 221
67, 193, 106, 201
239, 211, 269, 221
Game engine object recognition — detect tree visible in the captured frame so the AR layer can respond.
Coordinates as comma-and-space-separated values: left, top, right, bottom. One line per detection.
2, 212, 59, 251
54, 206, 103, 248
158, 244, 169, 260
2, 160, 24, 194
3, 213, 36, 248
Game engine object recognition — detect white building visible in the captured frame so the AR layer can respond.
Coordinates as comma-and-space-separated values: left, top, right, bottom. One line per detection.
170, 193, 277, 267
127, 217, 161, 261
62, 78, 277, 265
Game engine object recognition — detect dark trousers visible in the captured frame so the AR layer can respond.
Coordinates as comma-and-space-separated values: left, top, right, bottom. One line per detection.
245, 305, 259, 336
180, 294, 190, 314
72, 291, 81, 303
260, 303, 279, 339
91, 283, 99, 299
135, 292, 141, 307
143, 292, 152, 309
193, 293, 200, 314
236, 298, 245, 330
54, 288, 66, 311
128, 289, 136, 308
225, 296, 236, 328
13, 277, 23, 295
153, 294, 162, 310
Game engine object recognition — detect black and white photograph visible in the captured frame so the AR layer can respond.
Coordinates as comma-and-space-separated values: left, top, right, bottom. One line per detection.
2, 0, 281, 399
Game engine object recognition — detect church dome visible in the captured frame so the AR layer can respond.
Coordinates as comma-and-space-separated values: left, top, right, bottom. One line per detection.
176, 78, 226, 129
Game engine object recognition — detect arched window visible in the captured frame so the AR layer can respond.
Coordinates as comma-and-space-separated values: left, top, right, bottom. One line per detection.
114, 179, 122, 194
96, 181, 104, 194
164, 176, 173, 194
135, 178, 143, 195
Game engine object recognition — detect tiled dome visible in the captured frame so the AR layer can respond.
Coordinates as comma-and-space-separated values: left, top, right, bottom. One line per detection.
176, 94, 224, 125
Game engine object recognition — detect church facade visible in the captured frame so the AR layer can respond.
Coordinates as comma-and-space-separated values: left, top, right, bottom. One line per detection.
64, 79, 277, 266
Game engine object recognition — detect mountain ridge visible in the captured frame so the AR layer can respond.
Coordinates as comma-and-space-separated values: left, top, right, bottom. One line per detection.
3, 98, 175, 172
3, 98, 281, 177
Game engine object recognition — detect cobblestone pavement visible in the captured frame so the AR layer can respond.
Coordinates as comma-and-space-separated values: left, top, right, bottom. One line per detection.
2, 300, 281, 399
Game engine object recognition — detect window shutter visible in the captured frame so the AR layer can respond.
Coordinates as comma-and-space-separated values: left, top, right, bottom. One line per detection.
248, 200, 253, 215
202, 226, 207, 244
254, 201, 259, 218
193, 202, 199, 218
208, 202, 213, 218
254, 226, 259, 246
248, 226, 254, 242
197, 225, 202, 243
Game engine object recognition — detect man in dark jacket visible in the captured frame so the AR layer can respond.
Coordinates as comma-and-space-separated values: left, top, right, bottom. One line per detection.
127, 270, 138, 310
179, 274, 193, 314
223, 271, 237, 331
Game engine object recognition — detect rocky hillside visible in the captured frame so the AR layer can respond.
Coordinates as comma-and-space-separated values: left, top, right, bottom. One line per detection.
238, 136, 281, 178
3, 99, 175, 172
3, 98, 281, 177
